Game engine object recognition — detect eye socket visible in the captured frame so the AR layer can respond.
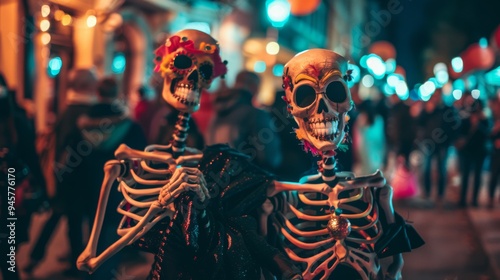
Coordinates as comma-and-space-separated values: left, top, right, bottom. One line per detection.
325, 81, 347, 103
173, 54, 193, 69
295, 85, 317, 108
199, 63, 213, 81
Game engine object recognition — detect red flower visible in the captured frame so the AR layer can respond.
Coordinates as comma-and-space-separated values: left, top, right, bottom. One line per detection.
153, 35, 227, 78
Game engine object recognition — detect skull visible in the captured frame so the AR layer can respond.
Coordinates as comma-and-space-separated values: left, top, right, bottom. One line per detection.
283, 49, 353, 152
154, 29, 227, 113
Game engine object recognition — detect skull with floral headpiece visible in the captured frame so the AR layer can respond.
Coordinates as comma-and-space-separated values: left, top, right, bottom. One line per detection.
283, 49, 354, 153
154, 29, 227, 113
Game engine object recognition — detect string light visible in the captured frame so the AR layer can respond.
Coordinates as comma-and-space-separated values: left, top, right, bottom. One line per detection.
41, 5, 50, 17
87, 15, 97, 28
41, 33, 51, 45
40, 19, 50, 32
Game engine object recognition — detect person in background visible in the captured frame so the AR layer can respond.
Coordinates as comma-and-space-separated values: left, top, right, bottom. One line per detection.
70, 76, 147, 278
417, 89, 458, 206
488, 98, 500, 208
0, 73, 46, 280
25, 68, 98, 276
134, 85, 153, 136
192, 90, 215, 136
269, 91, 315, 182
206, 70, 282, 171
55, 69, 98, 162
387, 93, 416, 171
455, 96, 489, 207
352, 99, 386, 174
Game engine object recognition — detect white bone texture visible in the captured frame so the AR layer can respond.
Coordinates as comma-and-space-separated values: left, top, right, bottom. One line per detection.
271, 158, 403, 280
77, 142, 207, 274
270, 49, 405, 280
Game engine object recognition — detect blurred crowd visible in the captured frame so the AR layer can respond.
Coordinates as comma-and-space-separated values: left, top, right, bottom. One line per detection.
1, 67, 500, 279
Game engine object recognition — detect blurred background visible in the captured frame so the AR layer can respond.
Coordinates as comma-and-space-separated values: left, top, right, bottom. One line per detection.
1, 0, 500, 279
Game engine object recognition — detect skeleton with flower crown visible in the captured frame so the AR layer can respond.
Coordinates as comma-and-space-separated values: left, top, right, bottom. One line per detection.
264, 49, 424, 280
77, 29, 302, 280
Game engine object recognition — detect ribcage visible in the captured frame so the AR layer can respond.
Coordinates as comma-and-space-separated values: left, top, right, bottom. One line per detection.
274, 171, 386, 280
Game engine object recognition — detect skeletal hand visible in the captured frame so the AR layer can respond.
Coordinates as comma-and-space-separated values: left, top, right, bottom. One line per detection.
158, 167, 210, 206
385, 254, 403, 280
77, 252, 95, 273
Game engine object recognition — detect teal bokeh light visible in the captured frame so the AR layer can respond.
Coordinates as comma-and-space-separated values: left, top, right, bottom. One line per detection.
112, 53, 126, 74
48, 56, 62, 77
266, 0, 290, 28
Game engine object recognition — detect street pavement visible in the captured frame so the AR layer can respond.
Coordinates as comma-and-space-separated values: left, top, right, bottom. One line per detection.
10, 185, 500, 280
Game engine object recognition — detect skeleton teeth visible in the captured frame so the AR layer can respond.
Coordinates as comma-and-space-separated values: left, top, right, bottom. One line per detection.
173, 85, 199, 106
306, 118, 341, 140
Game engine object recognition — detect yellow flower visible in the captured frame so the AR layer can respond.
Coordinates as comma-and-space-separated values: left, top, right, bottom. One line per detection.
199, 42, 217, 54
295, 128, 307, 140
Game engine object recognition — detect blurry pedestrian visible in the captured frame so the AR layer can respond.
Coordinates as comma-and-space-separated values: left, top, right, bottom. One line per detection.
353, 99, 386, 174
417, 90, 459, 205
488, 98, 500, 208
134, 84, 153, 134
206, 70, 282, 171
0, 74, 46, 280
387, 94, 416, 170
71, 76, 147, 278
269, 91, 315, 181
26, 68, 98, 275
456, 96, 489, 207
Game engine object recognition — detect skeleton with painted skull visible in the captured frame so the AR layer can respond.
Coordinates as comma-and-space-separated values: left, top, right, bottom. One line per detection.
266, 49, 424, 280
77, 30, 303, 280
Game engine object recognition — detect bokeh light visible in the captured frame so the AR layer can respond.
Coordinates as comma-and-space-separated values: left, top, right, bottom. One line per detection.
471, 89, 480, 99
366, 54, 386, 79
41, 5, 50, 17
112, 53, 126, 74
452, 89, 463, 100
41, 33, 51, 45
54, 10, 64, 21
87, 15, 97, 28
40, 19, 50, 32
266, 0, 290, 28
451, 57, 463, 73
361, 74, 374, 88
62, 14, 72, 26
266, 42, 280, 55
254, 61, 266, 73
395, 80, 409, 100
48, 56, 62, 77
385, 58, 396, 74
273, 64, 284, 76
